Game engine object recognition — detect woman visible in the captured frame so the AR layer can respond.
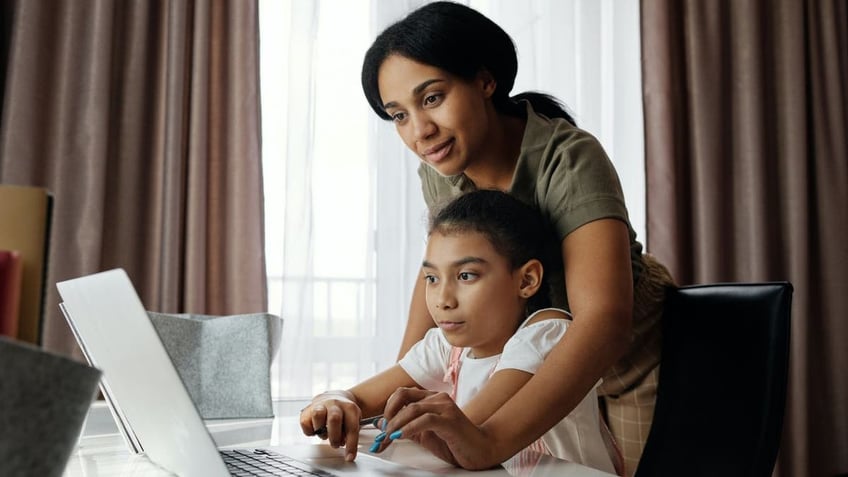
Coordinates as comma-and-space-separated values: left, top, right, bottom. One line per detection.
360, 2, 675, 475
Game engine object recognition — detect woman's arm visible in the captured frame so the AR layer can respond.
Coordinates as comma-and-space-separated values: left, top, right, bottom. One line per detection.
396, 274, 437, 360
380, 218, 633, 468
480, 217, 632, 448
463, 310, 569, 424
462, 369, 533, 424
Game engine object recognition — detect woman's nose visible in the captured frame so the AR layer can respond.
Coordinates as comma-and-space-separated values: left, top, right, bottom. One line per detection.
411, 112, 436, 141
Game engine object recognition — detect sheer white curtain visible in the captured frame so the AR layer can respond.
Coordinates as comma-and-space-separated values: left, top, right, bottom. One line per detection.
259, 0, 643, 400
476, 0, 646, 242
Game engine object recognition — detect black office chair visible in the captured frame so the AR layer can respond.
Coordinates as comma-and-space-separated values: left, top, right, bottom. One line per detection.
635, 282, 793, 477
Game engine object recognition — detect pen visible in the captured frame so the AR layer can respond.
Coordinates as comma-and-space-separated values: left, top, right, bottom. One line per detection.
312, 414, 383, 436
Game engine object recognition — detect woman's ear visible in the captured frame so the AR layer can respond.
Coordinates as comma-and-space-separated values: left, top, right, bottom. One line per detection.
517, 259, 544, 298
476, 69, 497, 98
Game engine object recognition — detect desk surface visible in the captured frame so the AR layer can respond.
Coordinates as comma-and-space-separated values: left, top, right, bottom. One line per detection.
65, 400, 616, 477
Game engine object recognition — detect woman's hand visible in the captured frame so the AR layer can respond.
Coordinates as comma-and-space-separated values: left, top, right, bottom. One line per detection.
299, 391, 362, 461
373, 387, 499, 470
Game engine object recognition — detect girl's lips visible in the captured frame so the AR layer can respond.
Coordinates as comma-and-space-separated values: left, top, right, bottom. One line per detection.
422, 139, 454, 163
438, 321, 465, 331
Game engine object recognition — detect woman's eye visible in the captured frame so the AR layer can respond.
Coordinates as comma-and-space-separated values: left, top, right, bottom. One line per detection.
458, 272, 476, 281
424, 274, 438, 284
391, 111, 406, 122
423, 94, 442, 106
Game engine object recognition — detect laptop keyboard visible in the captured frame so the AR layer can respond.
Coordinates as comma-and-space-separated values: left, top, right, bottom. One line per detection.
221, 449, 335, 477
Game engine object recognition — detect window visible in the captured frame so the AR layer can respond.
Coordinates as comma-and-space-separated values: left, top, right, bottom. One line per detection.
259, 0, 644, 400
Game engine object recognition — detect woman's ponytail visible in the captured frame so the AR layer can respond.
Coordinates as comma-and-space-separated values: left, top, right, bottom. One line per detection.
510, 92, 577, 127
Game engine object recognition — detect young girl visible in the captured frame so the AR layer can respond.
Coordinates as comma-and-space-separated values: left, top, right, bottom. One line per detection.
360, 2, 675, 475
300, 190, 616, 474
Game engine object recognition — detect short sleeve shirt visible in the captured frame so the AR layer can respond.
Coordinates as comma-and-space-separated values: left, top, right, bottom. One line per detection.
397, 310, 615, 473
418, 102, 644, 310
397, 312, 576, 406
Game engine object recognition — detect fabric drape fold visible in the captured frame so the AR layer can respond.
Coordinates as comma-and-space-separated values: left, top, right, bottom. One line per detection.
0, 0, 267, 359
641, 0, 848, 475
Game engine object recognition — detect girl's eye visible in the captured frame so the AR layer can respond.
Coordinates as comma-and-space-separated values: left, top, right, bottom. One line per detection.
391, 111, 407, 122
458, 272, 477, 281
424, 274, 438, 284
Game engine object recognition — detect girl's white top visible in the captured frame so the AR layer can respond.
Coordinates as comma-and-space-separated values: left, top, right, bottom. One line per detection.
398, 308, 616, 474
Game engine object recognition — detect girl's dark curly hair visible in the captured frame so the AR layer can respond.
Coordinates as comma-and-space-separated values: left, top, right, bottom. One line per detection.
429, 189, 555, 314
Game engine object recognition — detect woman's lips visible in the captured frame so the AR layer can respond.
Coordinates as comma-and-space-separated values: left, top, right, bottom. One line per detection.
421, 139, 454, 163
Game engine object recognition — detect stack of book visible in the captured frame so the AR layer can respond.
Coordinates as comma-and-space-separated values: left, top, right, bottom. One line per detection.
0, 185, 52, 344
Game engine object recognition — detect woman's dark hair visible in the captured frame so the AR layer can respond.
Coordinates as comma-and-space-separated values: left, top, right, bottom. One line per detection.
362, 1, 576, 126
429, 189, 554, 315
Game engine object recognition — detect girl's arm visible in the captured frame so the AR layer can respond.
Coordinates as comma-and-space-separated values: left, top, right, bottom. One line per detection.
380, 218, 633, 469
348, 365, 419, 418
300, 364, 418, 461
396, 275, 436, 360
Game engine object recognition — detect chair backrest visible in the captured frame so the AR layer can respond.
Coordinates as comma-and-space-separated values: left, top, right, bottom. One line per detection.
635, 282, 793, 477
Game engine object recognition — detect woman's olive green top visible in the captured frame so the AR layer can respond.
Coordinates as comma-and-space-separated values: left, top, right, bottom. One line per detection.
418, 101, 644, 312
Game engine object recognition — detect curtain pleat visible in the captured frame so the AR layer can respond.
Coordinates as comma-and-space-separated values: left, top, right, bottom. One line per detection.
0, 0, 266, 359
642, 0, 848, 475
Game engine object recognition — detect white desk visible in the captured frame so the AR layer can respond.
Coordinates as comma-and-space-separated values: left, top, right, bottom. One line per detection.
64, 400, 616, 476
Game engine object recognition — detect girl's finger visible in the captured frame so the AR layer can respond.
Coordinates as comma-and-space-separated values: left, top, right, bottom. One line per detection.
325, 405, 345, 447
342, 407, 362, 461
307, 405, 328, 439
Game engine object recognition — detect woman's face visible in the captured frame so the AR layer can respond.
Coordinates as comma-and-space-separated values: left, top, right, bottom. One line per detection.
377, 54, 496, 177
421, 230, 525, 358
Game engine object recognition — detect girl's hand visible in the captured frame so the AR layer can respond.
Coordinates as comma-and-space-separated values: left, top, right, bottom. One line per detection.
373, 387, 498, 470
299, 391, 362, 461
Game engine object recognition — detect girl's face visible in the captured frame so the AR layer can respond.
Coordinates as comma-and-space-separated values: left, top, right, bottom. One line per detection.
377, 54, 496, 177
421, 230, 527, 358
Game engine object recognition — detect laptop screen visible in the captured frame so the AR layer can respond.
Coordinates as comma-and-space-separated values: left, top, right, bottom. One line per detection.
57, 269, 229, 476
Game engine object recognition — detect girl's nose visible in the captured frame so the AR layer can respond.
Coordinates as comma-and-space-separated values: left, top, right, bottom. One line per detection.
436, 284, 457, 310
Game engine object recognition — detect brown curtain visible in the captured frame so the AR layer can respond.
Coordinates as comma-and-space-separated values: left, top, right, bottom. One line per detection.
0, 0, 267, 359
642, 0, 848, 476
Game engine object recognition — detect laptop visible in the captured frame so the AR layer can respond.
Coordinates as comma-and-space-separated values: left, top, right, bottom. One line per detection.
57, 269, 608, 477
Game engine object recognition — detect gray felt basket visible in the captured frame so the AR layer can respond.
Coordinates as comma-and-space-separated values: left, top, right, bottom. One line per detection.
0, 337, 102, 477
147, 312, 282, 419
